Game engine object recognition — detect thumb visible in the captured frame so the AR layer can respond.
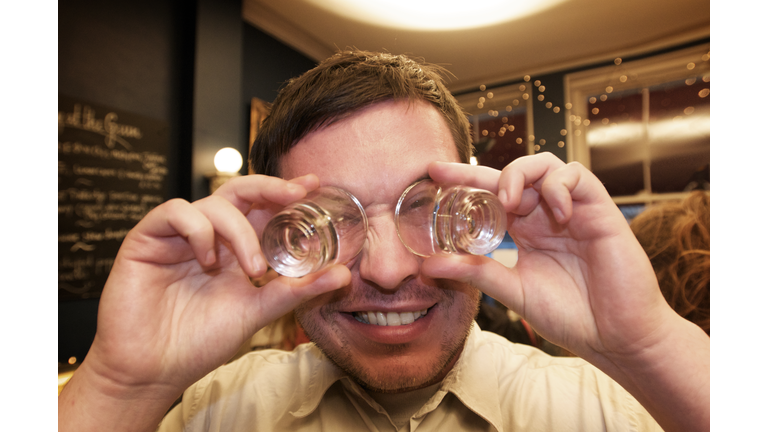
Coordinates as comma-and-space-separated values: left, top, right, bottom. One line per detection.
244, 264, 351, 331
422, 254, 523, 314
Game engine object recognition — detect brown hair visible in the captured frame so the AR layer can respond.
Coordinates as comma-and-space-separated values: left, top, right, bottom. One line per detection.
249, 49, 473, 177
630, 192, 710, 334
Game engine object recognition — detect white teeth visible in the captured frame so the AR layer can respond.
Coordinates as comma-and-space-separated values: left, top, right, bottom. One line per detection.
354, 309, 429, 326
400, 312, 414, 325
387, 312, 401, 326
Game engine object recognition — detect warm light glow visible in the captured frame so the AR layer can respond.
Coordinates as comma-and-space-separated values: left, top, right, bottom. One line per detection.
470, 156, 478, 166
307, 0, 569, 31
586, 114, 710, 146
214, 147, 243, 173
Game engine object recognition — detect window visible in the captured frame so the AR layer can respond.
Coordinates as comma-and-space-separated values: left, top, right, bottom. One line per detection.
565, 44, 710, 204
455, 83, 534, 170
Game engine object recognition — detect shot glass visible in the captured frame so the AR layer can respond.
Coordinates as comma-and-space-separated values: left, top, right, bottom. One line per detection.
261, 186, 368, 277
395, 179, 507, 257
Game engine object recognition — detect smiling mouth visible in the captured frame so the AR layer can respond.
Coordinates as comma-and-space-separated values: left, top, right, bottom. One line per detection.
353, 309, 430, 326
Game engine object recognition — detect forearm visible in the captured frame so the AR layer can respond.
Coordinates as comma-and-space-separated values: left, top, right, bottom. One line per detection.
58, 361, 181, 432
594, 316, 710, 432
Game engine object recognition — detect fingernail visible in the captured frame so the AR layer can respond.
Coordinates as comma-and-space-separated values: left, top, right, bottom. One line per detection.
498, 189, 508, 205
252, 256, 262, 274
553, 207, 564, 222
287, 183, 304, 194
205, 249, 216, 265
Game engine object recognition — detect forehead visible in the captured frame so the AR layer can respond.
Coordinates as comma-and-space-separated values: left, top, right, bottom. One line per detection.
280, 100, 461, 203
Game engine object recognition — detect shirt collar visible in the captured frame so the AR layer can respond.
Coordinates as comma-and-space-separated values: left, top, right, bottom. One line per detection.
289, 343, 346, 418
289, 323, 504, 431
435, 322, 504, 431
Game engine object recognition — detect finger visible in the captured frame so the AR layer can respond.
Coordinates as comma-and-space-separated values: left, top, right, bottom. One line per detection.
539, 161, 618, 225
131, 198, 217, 266
539, 163, 581, 224
287, 173, 320, 191
428, 162, 502, 193
213, 174, 314, 214
192, 195, 265, 276
421, 254, 523, 313
246, 265, 352, 328
542, 162, 618, 223
498, 153, 564, 215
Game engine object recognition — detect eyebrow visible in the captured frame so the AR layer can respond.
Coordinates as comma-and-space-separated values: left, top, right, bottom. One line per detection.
410, 173, 432, 185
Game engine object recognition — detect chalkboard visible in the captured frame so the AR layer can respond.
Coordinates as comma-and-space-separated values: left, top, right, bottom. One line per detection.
58, 96, 169, 300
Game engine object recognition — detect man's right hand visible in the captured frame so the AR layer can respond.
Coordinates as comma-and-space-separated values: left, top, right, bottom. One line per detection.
58, 174, 351, 432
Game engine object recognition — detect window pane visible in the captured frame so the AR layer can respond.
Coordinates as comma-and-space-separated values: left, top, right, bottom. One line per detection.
585, 89, 645, 196
474, 109, 528, 170
647, 79, 710, 192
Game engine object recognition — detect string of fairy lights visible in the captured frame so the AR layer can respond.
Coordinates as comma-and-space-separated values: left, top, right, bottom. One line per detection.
470, 48, 711, 154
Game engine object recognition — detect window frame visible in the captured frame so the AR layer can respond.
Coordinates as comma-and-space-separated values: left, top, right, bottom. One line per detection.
564, 44, 710, 205
455, 82, 536, 159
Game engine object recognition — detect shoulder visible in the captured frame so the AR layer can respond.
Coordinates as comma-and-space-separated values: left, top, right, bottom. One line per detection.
160, 344, 342, 431
470, 327, 585, 371
463, 329, 662, 431
471, 329, 626, 395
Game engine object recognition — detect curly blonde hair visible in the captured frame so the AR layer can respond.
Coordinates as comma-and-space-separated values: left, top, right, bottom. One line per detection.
630, 192, 710, 334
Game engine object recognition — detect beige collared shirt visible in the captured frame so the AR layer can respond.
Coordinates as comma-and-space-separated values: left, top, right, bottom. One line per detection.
158, 323, 662, 431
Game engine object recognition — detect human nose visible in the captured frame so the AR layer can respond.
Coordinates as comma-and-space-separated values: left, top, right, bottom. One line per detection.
357, 214, 421, 291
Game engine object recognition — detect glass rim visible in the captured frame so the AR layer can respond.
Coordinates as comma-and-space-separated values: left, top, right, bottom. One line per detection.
394, 178, 437, 258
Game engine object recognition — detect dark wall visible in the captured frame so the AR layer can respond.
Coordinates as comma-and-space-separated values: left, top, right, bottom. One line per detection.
532, 71, 567, 161
59, 0, 196, 365
58, 0, 315, 364
59, 0, 196, 201
242, 24, 318, 104
240, 23, 317, 165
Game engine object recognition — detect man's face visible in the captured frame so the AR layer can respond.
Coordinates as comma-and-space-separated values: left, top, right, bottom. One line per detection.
280, 100, 480, 393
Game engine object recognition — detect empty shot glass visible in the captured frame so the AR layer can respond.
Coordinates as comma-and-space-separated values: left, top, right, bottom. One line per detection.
395, 179, 507, 257
261, 186, 368, 277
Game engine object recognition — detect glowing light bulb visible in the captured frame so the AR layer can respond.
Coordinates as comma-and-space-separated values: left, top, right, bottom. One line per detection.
214, 147, 243, 173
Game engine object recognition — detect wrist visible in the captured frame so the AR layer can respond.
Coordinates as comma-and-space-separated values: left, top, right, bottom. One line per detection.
599, 314, 710, 432
58, 357, 182, 432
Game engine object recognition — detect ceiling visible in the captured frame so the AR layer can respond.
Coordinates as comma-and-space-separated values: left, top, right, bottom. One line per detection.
243, 0, 709, 94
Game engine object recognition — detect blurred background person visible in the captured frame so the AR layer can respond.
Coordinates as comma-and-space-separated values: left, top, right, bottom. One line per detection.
630, 191, 710, 335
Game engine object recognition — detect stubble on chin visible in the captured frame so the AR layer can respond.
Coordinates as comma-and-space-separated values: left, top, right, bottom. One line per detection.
295, 279, 480, 393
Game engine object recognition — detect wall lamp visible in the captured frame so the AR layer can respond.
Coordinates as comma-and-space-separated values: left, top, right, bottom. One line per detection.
207, 147, 243, 194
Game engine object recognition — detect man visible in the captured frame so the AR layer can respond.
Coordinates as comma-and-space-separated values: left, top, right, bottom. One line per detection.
59, 50, 709, 431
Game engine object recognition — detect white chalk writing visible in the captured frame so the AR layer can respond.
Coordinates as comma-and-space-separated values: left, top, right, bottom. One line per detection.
58, 104, 141, 149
